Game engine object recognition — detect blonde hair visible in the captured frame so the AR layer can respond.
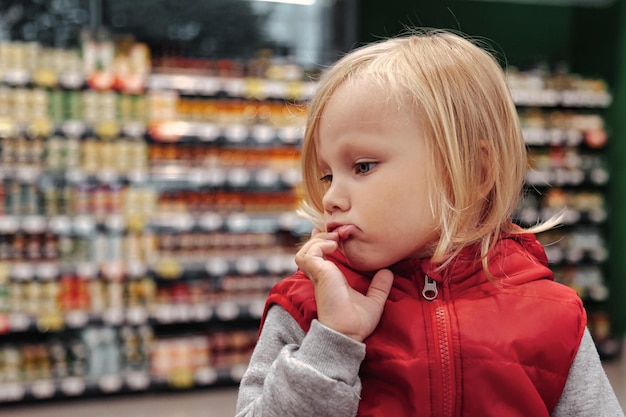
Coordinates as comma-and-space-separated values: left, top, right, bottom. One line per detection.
299, 28, 557, 270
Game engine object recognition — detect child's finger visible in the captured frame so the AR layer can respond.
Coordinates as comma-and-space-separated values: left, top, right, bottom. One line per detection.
366, 269, 394, 308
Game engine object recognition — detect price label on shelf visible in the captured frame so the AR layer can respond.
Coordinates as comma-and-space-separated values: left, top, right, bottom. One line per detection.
127, 169, 149, 184
59, 71, 85, 89
3, 69, 30, 86
278, 211, 302, 231
265, 255, 287, 274
127, 307, 148, 325
191, 303, 212, 322
302, 81, 317, 100
170, 304, 191, 322
12, 263, 34, 281
226, 213, 250, 232
277, 126, 303, 144
31, 380, 56, 399
205, 167, 226, 187
167, 74, 198, 93
22, 215, 46, 233
195, 367, 218, 386
195, 122, 220, 142
16, 166, 40, 183
248, 299, 266, 319
65, 168, 87, 184
255, 168, 280, 188
280, 168, 301, 186
221, 78, 245, 97
126, 261, 147, 278
103, 308, 124, 325
199, 212, 223, 231
36, 263, 59, 281
61, 377, 86, 396
97, 169, 119, 184
188, 168, 206, 186
102, 262, 124, 281
98, 375, 123, 393
264, 80, 286, 98
153, 305, 174, 323
216, 301, 239, 321
590, 167, 609, 185
126, 371, 150, 391
206, 257, 229, 277
0, 216, 18, 234
235, 256, 260, 275
66, 310, 89, 328
76, 262, 98, 279
48, 215, 72, 235
196, 76, 221, 95
0, 383, 26, 402
73, 216, 96, 235
9, 313, 30, 332
224, 124, 248, 143
169, 214, 195, 231
61, 120, 87, 137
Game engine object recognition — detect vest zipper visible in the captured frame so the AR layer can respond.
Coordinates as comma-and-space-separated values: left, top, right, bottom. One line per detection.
423, 276, 455, 417
422, 275, 438, 300
434, 301, 454, 417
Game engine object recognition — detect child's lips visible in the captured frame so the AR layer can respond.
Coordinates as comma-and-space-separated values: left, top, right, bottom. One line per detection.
334, 224, 358, 241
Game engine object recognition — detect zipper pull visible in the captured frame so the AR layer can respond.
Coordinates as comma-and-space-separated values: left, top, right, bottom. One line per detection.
422, 275, 438, 301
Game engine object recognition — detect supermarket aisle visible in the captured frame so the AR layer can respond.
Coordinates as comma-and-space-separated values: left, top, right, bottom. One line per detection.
1, 387, 239, 417
3, 356, 626, 417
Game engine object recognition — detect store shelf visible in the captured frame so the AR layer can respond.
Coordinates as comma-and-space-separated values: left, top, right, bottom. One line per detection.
509, 68, 616, 354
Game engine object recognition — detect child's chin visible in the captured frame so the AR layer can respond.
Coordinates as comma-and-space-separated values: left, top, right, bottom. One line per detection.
341, 250, 386, 273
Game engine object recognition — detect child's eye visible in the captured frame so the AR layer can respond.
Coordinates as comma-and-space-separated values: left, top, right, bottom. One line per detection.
320, 174, 332, 183
355, 162, 377, 175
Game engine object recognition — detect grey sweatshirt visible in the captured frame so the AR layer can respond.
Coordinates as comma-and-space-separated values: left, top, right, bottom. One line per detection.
236, 305, 624, 417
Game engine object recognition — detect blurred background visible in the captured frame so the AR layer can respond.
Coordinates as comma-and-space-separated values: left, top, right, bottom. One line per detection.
0, 0, 625, 415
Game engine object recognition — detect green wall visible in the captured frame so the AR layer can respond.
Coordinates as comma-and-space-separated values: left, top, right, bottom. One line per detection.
606, 0, 626, 339
359, 1, 571, 68
359, 0, 619, 79
358, 0, 626, 337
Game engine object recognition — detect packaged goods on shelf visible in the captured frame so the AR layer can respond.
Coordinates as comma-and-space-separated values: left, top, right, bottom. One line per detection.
509, 66, 617, 358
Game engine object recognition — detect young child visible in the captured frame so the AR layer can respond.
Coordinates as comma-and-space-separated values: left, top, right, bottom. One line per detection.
235, 29, 624, 416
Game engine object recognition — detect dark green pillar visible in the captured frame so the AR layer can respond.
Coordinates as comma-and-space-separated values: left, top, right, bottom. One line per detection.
606, 0, 626, 338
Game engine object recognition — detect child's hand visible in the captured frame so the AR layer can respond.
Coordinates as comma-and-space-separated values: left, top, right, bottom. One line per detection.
295, 228, 394, 342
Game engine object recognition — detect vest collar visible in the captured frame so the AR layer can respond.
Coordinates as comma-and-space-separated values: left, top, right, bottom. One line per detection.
327, 231, 551, 287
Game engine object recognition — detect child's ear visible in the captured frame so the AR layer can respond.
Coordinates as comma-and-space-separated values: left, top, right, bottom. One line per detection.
477, 140, 495, 199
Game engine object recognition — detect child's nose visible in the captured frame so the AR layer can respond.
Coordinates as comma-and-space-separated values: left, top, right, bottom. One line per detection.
322, 183, 350, 213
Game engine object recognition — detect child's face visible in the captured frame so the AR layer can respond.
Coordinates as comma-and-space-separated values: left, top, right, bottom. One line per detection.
316, 78, 439, 272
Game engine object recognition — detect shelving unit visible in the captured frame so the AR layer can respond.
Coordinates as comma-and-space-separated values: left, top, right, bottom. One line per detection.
0, 38, 313, 403
508, 67, 619, 358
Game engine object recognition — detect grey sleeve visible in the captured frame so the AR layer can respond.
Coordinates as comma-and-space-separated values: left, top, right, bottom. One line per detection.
235, 305, 366, 417
552, 327, 624, 417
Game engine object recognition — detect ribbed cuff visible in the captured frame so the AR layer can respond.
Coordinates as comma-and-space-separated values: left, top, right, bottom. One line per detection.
298, 319, 365, 385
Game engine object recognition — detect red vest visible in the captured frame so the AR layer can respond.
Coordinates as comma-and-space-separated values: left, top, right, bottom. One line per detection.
263, 233, 586, 417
